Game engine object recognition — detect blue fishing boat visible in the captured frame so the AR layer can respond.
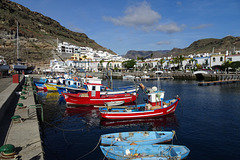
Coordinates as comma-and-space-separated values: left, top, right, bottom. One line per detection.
101, 131, 175, 146
56, 85, 88, 94
100, 144, 190, 160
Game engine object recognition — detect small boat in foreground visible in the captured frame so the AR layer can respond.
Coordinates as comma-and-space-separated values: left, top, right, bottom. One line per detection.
100, 144, 190, 160
101, 131, 175, 146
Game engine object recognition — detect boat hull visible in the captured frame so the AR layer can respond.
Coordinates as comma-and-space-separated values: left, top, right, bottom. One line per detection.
101, 131, 174, 146
45, 83, 64, 91
62, 93, 137, 106
100, 98, 180, 120
34, 81, 47, 90
56, 86, 88, 94
100, 144, 190, 160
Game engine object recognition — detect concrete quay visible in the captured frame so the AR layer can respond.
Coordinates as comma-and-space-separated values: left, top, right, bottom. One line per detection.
0, 75, 44, 160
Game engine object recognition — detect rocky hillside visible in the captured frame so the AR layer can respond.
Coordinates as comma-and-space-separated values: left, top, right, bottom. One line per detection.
0, 0, 116, 64
124, 50, 170, 59
125, 36, 240, 59
168, 36, 240, 57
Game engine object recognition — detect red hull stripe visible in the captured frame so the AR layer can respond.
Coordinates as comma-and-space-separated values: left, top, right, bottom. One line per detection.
100, 101, 179, 120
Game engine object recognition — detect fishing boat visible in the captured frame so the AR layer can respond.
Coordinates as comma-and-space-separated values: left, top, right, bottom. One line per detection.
100, 144, 190, 160
45, 83, 64, 91
57, 85, 88, 94
101, 131, 175, 146
35, 81, 47, 90
62, 83, 137, 106
58, 83, 138, 95
123, 75, 135, 80
97, 85, 180, 120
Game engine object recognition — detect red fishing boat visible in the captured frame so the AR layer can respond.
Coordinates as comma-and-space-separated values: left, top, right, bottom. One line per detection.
97, 84, 180, 120
62, 83, 137, 106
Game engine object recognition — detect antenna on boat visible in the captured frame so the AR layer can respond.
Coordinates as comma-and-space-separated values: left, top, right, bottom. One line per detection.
16, 21, 19, 61
157, 72, 160, 90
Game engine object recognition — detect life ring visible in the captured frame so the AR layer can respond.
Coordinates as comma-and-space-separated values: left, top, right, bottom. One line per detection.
86, 75, 93, 78
74, 77, 78, 81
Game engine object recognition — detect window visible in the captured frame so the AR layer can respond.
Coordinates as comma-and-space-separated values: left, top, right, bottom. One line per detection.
205, 60, 208, 65
92, 86, 96, 91
213, 57, 216, 62
220, 57, 223, 61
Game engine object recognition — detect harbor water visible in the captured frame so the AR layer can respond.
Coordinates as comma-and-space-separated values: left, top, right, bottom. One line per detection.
36, 79, 240, 160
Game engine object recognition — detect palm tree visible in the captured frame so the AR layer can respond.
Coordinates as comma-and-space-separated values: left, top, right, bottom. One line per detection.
178, 55, 185, 69
158, 59, 165, 70
150, 53, 153, 58
222, 60, 232, 74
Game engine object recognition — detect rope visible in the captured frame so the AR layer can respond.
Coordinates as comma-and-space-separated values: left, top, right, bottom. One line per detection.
102, 139, 116, 160
75, 137, 102, 160
44, 121, 84, 132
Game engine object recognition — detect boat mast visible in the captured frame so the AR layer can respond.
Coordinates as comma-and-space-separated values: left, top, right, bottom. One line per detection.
17, 21, 19, 61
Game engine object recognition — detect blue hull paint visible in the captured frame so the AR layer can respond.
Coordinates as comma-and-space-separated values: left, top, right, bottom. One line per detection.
101, 131, 174, 146
100, 144, 190, 160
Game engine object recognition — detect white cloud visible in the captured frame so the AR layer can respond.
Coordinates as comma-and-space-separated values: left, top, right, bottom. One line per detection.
191, 24, 213, 29
103, 1, 161, 30
67, 23, 84, 33
103, 1, 185, 33
176, 1, 182, 6
156, 40, 171, 45
156, 23, 186, 33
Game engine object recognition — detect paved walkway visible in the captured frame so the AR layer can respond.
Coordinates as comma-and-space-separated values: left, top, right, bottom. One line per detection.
0, 75, 44, 160
0, 77, 13, 93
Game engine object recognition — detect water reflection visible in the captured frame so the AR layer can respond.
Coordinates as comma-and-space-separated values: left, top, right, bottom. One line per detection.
64, 106, 178, 130
100, 114, 178, 130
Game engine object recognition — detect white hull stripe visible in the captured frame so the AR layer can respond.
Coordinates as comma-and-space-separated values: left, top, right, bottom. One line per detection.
104, 112, 165, 118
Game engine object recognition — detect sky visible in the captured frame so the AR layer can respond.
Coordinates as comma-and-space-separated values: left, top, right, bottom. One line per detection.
11, 0, 240, 55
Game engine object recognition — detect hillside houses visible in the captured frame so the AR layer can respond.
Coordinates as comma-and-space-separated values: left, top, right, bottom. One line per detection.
50, 41, 240, 73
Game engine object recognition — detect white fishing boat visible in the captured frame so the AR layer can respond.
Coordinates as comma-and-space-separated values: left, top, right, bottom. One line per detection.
123, 75, 135, 80
42, 64, 67, 73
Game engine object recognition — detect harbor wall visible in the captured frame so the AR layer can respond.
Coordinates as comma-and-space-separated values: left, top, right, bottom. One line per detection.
0, 75, 44, 160
0, 75, 24, 123
77, 71, 240, 81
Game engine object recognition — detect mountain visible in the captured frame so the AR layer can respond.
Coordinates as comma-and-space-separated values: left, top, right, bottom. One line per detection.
124, 50, 170, 59
167, 36, 240, 56
124, 36, 240, 59
0, 0, 116, 64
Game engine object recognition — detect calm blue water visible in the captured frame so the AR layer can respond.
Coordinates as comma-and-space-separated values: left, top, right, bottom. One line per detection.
37, 80, 240, 160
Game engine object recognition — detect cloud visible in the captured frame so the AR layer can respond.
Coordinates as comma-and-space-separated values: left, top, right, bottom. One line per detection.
156, 23, 186, 33
156, 40, 171, 45
67, 23, 84, 33
103, 1, 185, 33
176, 1, 182, 6
103, 1, 161, 30
191, 24, 213, 29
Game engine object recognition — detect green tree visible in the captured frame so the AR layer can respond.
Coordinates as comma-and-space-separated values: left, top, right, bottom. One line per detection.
158, 59, 165, 70
230, 61, 240, 71
122, 59, 136, 69
178, 55, 185, 67
137, 57, 145, 62
150, 53, 153, 58
222, 60, 232, 73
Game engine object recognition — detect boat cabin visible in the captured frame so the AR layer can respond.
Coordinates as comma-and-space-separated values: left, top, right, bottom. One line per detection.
147, 88, 165, 106
86, 83, 103, 97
